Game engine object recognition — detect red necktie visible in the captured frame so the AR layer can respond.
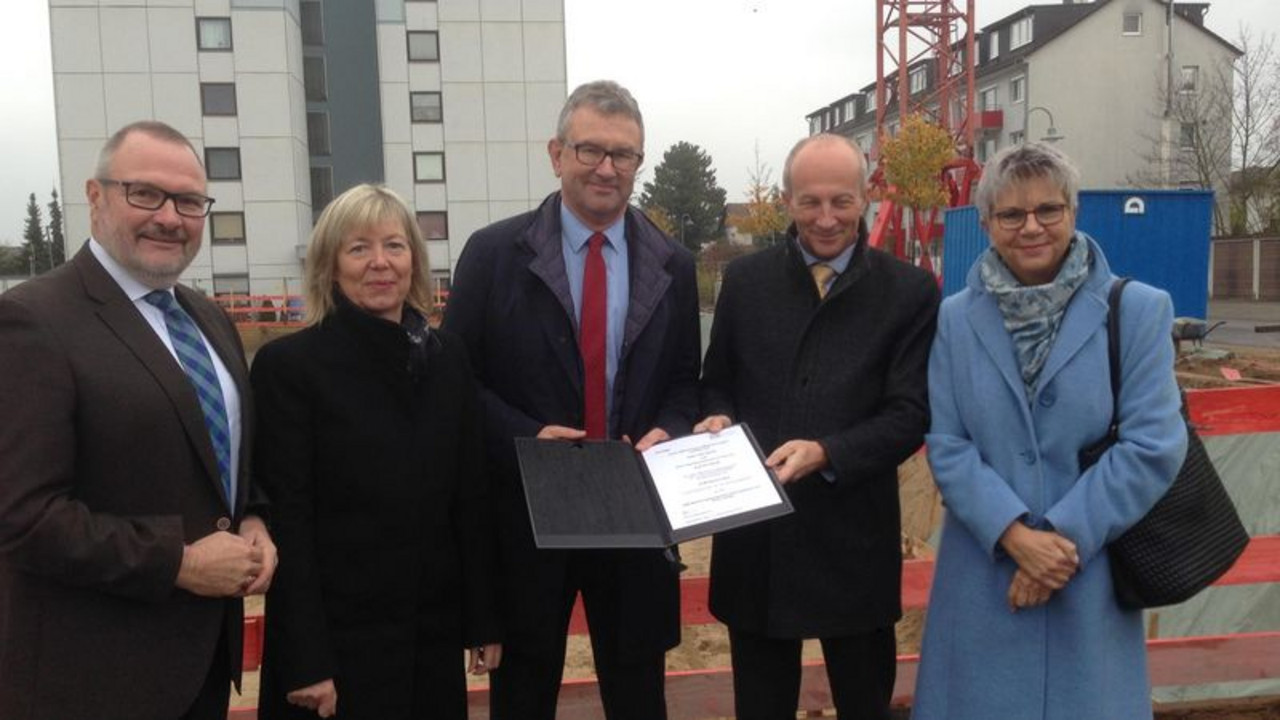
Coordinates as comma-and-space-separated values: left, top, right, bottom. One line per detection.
580, 233, 608, 439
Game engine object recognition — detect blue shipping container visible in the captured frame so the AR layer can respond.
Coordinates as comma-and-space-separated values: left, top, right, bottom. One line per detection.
941, 189, 1214, 318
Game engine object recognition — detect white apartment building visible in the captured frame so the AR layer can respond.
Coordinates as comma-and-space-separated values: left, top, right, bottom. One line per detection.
49, 0, 567, 298
806, 0, 1239, 197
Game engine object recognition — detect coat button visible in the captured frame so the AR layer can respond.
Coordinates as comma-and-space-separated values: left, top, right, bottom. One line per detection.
216, 517, 232, 531
1021, 450, 1036, 465
1039, 390, 1057, 407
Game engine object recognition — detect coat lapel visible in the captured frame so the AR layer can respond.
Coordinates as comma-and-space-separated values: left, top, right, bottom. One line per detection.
76, 248, 228, 507
522, 197, 585, 396
1035, 278, 1108, 395
621, 210, 672, 353
965, 291, 1030, 409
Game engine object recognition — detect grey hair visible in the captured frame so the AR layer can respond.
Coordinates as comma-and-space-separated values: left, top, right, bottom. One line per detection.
781, 133, 869, 195
973, 142, 1080, 222
94, 120, 204, 179
555, 80, 645, 145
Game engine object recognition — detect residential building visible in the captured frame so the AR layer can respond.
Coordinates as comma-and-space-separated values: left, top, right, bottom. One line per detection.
806, 0, 1239, 200
48, 0, 567, 299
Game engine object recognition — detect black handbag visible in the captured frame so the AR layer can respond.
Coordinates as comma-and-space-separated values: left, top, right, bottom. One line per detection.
1077, 278, 1249, 609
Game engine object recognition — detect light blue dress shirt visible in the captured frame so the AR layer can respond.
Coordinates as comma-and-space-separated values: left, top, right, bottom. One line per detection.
561, 205, 629, 426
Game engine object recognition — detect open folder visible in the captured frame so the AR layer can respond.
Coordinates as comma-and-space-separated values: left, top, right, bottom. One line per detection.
514, 423, 793, 548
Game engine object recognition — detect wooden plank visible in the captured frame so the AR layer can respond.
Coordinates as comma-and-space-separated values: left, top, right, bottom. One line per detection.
1148, 632, 1280, 686
1186, 386, 1280, 436
1216, 535, 1280, 586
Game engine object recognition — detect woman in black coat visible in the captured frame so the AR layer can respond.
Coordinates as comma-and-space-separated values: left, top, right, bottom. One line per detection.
253, 184, 500, 719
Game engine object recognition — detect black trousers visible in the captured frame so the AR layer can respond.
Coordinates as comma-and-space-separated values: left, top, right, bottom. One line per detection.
728, 625, 896, 720
489, 552, 668, 720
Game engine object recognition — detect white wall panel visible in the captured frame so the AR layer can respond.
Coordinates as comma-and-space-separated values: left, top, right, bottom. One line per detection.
151, 73, 202, 138
55, 75, 108, 139
485, 142, 529, 201
480, 22, 523, 82
103, 73, 155, 131
439, 22, 482, 82
50, 8, 103, 73
442, 142, 487, 200
100, 8, 152, 72
442, 82, 485, 141
147, 8, 200, 72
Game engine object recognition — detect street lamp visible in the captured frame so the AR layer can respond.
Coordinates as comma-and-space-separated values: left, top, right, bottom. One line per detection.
678, 213, 692, 248
1025, 106, 1064, 143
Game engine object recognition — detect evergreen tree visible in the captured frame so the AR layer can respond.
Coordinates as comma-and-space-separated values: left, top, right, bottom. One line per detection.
47, 188, 67, 267
639, 142, 727, 252
21, 193, 48, 276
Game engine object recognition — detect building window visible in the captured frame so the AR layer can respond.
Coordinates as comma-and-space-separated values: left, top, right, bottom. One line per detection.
311, 166, 334, 210
304, 56, 327, 101
301, 1, 324, 46
979, 86, 998, 112
808, 116, 821, 135
855, 134, 871, 152
910, 66, 928, 94
307, 112, 330, 156
1123, 13, 1142, 35
408, 31, 439, 62
200, 83, 237, 116
196, 17, 232, 51
1011, 18, 1033, 49
988, 31, 1000, 61
843, 99, 856, 120
979, 137, 997, 162
1180, 122, 1197, 149
410, 92, 443, 123
211, 273, 250, 297
865, 92, 876, 114
1010, 76, 1025, 104
431, 270, 451, 308
416, 211, 448, 240
414, 153, 445, 182
1010, 130, 1025, 145
1180, 66, 1199, 94
205, 148, 241, 180
210, 212, 246, 246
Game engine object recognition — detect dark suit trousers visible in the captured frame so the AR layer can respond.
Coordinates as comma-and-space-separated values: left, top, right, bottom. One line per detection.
489, 551, 667, 720
728, 625, 896, 720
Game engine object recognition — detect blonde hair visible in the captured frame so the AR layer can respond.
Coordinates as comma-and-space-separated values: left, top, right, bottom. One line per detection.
304, 183, 432, 325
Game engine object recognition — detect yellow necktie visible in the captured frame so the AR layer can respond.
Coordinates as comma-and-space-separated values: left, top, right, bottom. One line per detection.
811, 263, 836, 299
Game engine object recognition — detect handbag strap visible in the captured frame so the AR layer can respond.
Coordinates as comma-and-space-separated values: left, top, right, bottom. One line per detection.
1103, 277, 1133, 433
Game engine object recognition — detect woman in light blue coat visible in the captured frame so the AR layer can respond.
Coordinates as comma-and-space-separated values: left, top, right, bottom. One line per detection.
912, 143, 1188, 720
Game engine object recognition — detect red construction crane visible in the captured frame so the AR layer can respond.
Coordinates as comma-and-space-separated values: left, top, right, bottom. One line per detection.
867, 0, 982, 276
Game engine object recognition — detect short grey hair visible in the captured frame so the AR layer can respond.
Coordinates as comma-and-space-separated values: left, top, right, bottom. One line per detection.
94, 120, 204, 179
781, 133, 869, 195
555, 80, 644, 145
973, 142, 1080, 222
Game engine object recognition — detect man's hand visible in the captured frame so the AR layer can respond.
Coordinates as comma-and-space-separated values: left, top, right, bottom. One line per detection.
175, 531, 264, 597
287, 678, 337, 718
692, 415, 733, 434
1007, 568, 1054, 611
468, 643, 503, 675
632, 427, 670, 452
765, 440, 828, 484
237, 515, 277, 596
998, 522, 1079, 590
537, 425, 587, 441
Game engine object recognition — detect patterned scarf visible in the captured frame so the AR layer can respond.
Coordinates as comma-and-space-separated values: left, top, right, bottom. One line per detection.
979, 235, 1091, 398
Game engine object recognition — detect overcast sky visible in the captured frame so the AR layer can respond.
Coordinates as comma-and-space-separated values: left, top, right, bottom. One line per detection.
0, 0, 1273, 243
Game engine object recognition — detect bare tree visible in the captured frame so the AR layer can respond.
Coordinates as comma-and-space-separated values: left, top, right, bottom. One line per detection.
1129, 27, 1279, 236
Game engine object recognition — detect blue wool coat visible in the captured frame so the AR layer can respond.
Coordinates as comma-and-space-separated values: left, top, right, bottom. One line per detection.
912, 237, 1187, 720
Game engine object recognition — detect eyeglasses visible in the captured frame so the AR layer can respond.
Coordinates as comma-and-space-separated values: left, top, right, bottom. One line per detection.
992, 202, 1068, 231
565, 142, 644, 172
98, 179, 216, 218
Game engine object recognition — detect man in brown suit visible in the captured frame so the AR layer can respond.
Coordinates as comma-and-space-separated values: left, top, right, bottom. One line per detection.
0, 121, 276, 720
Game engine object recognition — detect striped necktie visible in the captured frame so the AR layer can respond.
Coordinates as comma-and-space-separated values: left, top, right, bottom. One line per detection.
145, 290, 234, 506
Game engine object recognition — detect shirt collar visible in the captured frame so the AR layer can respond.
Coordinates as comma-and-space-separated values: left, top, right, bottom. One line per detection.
88, 237, 170, 301
560, 203, 626, 253
795, 236, 856, 274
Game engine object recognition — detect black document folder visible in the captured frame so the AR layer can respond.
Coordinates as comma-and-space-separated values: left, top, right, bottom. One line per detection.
514, 425, 793, 549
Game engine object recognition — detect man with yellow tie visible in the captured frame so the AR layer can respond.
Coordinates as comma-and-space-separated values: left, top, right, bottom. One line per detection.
695, 133, 940, 720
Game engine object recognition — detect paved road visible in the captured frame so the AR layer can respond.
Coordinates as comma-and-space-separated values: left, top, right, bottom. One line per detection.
1204, 300, 1280, 350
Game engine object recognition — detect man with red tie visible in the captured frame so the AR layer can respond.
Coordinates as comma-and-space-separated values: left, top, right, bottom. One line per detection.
443, 80, 701, 720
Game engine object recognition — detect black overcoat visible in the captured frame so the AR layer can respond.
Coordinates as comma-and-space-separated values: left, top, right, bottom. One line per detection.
253, 299, 498, 720
701, 226, 940, 638
441, 192, 702, 659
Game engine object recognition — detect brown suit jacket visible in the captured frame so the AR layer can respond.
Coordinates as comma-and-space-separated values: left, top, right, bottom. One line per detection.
0, 244, 258, 720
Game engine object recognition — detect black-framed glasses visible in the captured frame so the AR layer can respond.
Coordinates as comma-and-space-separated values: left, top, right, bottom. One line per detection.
97, 178, 216, 218
992, 202, 1068, 231
565, 142, 644, 172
